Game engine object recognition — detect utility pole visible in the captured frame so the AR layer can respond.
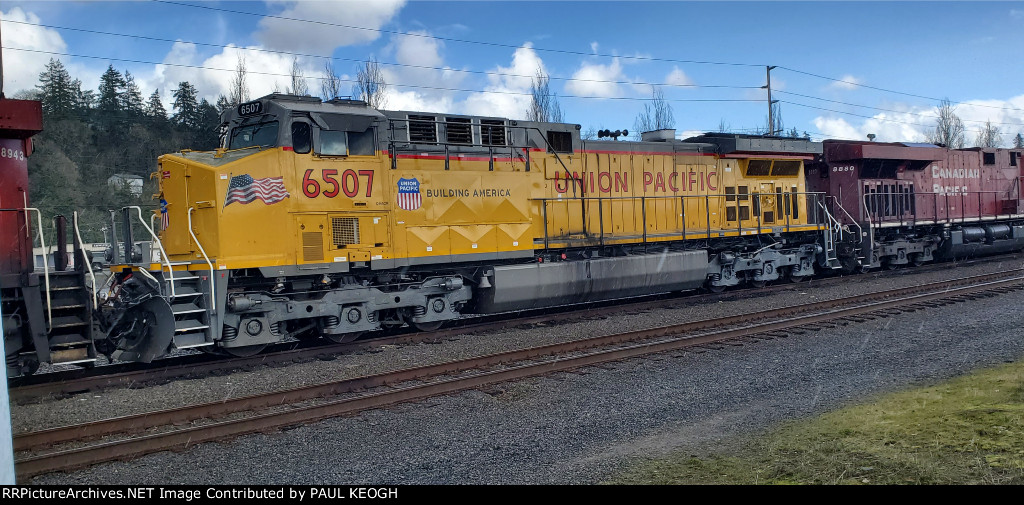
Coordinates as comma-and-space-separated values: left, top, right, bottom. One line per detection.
763, 65, 778, 136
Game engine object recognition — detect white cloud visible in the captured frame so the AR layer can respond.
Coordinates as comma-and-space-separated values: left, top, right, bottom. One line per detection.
150, 43, 317, 105
565, 58, 624, 97
0, 7, 68, 94
255, 0, 406, 54
812, 95, 1024, 144
379, 31, 465, 112
829, 75, 863, 91
590, 41, 599, 54
664, 66, 693, 87
462, 43, 546, 119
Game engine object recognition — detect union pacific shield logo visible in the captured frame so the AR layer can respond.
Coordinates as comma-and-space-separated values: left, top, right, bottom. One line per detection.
397, 178, 421, 211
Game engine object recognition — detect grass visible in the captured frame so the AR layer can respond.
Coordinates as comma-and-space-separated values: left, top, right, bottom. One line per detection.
607, 359, 1024, 484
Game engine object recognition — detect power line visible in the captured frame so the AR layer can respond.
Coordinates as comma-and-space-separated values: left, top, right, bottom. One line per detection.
781, 99, 1012, 136
152, 0, 765, 69
0, 18, 762, 92
775, 90, 1024, 128
776, 66, 1024, 113
7, 47, 763, 104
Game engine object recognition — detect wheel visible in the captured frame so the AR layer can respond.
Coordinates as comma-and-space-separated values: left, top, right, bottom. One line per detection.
789, 273, 809, 283
412, 320, 444, 332
220, 344, 267, 357
707, 283, 727, 293
885, 261, 898, 271
750, 279, 767, 288
324, 332, 364, 344
910, 254, 925, 267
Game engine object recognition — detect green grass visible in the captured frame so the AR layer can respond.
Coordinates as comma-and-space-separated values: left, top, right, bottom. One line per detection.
608, 360, 1024, 484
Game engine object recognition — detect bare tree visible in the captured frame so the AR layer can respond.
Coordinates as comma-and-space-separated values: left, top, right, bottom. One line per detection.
353, 58, 388, 109
288, 57, 309, 96
717, 118, 730, 133
974, 120, 1002, 147
764, 102, 783, 136
928, 99, 965, 148
228, 55, 249, 106
582, 126, 597, 140
526, 67, 563, 123
633, 86, 675, 138
320, 60, 343, 101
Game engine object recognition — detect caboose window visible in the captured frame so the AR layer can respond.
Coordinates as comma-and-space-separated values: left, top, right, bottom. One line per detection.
983, 152, 995, 165
547, 131, 573, 153
319, 130, 349, 156
229, 121, 279, 150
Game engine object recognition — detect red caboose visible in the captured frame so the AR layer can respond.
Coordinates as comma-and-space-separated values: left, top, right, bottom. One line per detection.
807, 140, 1024, 270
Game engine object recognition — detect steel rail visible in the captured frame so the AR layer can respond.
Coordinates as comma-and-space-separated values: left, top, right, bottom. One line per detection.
14, 273, 1024, 480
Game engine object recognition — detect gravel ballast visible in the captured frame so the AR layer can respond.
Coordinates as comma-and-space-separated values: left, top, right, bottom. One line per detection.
18, 255, 1024, 484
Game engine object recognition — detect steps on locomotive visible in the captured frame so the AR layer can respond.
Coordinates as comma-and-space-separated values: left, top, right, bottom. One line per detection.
42, 270, 96, 365
163, 270, 214, 349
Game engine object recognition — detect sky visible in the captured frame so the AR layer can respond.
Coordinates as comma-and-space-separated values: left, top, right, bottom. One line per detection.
2, 0, 1024, 145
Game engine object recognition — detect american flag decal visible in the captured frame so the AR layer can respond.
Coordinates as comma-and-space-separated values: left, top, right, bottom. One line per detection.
160, 196, 169, 230
397, 178, 421, 211
224, 174, 290, 207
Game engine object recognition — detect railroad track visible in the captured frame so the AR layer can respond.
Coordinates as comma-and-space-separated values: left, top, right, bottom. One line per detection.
11, 254, 1015, 401
13, 269, 1024, 481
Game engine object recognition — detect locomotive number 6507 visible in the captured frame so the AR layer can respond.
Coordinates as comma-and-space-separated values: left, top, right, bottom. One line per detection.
302, 168, 374, 198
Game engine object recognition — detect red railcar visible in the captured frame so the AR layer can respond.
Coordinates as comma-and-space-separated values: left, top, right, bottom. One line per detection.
808, 140, 1024, 270
0, 98, 96, 376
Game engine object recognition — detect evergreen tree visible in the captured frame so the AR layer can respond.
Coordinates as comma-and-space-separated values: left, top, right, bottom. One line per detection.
171, 81, 200, 130
121, 71, 145, 119
145, 89, 168, 131
97, 65, 126, 130
36, 59, 77, 120
1014, 133, 1023, 149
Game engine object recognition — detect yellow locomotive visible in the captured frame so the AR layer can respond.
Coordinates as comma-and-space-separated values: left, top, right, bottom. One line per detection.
98, 94, 848, 360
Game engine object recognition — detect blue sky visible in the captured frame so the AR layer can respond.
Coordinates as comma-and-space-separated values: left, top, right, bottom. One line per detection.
3, 1, 1024, 144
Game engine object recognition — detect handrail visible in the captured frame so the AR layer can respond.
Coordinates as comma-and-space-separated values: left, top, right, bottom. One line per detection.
829, 195, 862, 241
125, 206, 175, 299
188, 207, 216, 315
72, 211, 98, 309
24, 207, 51, 331
150, 212, 161, 262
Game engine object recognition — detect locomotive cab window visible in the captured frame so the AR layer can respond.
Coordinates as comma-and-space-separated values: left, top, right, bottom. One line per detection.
348, 128, 376, 156
318, 130, 349, 156
291, 122, 311, 154
229, 121, 279, 150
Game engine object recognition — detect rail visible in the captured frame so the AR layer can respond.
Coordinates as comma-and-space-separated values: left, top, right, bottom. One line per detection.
72, 211, 98, 309
857, 188, 1021, 229
124, 206, 176, 299
24, 207, 51, 330
533, 192, 830, 249
188, 207, 216, 315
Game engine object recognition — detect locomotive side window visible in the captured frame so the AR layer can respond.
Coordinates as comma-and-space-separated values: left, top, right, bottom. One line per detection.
1011, 152, 1019, 167
319, 130, 349, 156
983, 152, 995, 165
481, 119, 506, 146
349, 128, 376, 156
547, 131, 573, 153
791, 185, 799, 220
291, 122, 311, 154
746, 160, 771, 176
771, 160, 800, 176
229, 121, 279, 150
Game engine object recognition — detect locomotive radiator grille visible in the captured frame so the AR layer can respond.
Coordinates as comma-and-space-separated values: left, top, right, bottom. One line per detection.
332, 218, 359, 247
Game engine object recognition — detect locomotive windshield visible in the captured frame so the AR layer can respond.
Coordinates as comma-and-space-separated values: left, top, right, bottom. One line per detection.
229, 121, 279, 150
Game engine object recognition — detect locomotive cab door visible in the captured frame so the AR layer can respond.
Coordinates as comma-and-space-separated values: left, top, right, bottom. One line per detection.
757, 182, 777, 226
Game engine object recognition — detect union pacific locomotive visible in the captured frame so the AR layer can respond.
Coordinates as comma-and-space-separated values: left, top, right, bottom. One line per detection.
4, 93, 1023, 375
